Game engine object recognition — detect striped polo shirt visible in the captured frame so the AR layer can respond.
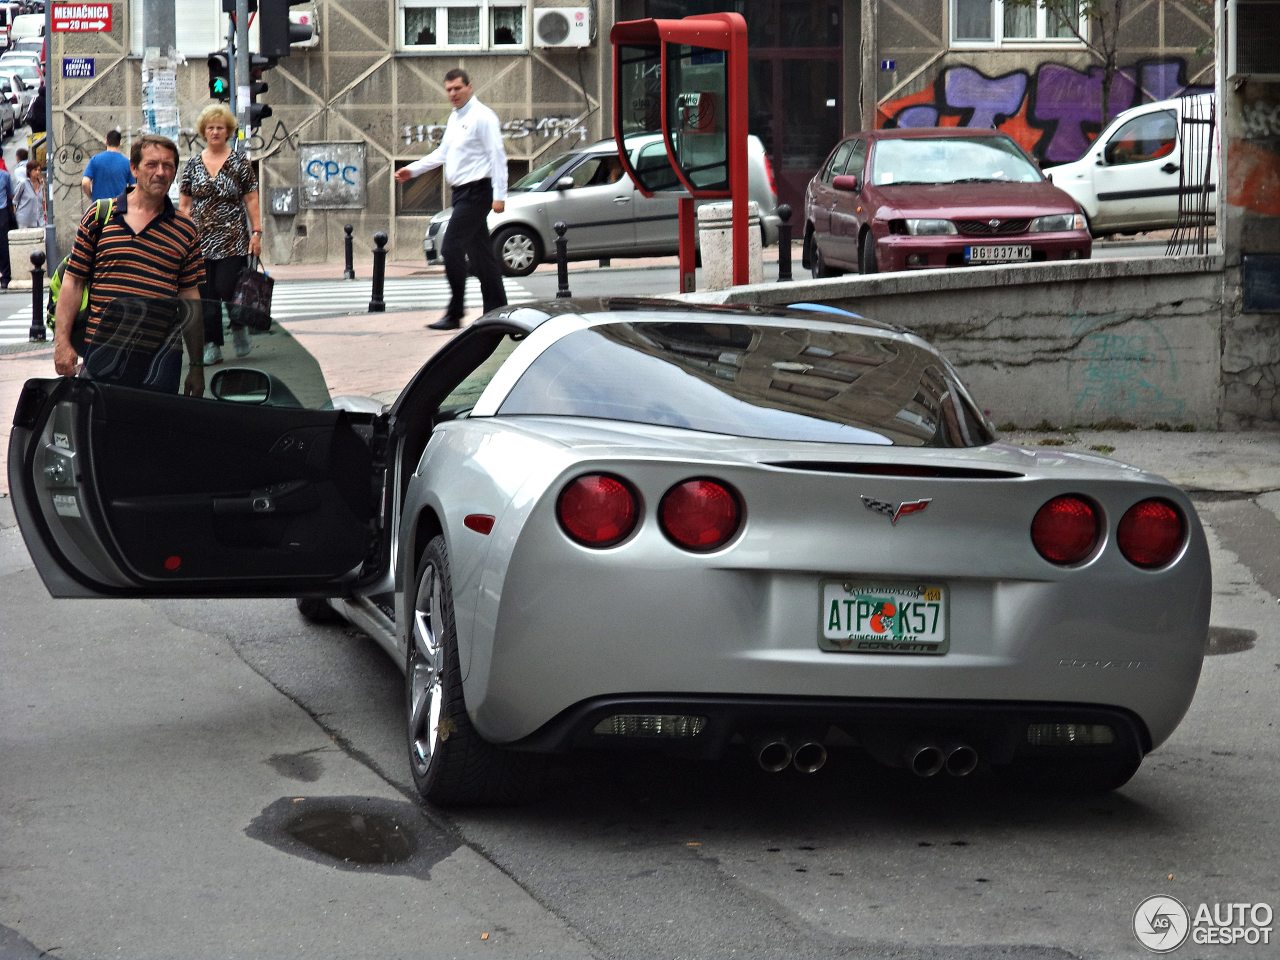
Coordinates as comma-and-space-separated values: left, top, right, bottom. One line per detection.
66, 188, 205, 350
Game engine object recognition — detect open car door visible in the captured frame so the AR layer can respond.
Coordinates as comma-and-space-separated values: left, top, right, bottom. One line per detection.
9, 377, 384, 599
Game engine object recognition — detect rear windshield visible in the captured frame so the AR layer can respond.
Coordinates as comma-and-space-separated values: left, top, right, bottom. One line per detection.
497, 320, 993, 447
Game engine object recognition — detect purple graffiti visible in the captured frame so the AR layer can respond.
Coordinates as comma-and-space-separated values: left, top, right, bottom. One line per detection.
1033, 64, 1137, 162
943, 66, 1028, 128
896, 105, 939, 127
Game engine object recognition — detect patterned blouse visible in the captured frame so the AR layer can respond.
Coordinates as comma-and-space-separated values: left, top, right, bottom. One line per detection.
178, 149, 258, 261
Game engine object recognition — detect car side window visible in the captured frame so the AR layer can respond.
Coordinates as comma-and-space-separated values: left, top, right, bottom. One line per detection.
634, 142, 680, 190
436, 335, 522, 420
823, 141, 854, 183
1104, 110, 1178, 166
843, 140, 867, 178
564, 156, 626, 189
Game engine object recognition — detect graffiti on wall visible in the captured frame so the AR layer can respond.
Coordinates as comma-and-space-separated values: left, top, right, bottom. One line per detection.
402, 115, 588, 148
1068, 313, 1185, 421
881, 58, 1210, 164
1228, 95, 1280, 217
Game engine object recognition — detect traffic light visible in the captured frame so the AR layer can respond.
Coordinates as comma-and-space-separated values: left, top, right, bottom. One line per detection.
258, 0, 315, 59
247, 54, 274, 128
207, 53, 231, 101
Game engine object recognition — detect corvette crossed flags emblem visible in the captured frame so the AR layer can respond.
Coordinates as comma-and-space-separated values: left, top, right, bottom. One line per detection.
861, 495, 933, 525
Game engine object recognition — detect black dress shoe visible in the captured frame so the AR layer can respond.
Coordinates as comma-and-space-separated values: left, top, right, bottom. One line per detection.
427, 315, 461, 330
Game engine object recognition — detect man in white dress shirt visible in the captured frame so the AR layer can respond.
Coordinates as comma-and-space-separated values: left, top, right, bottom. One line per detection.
396, 68, 508, 330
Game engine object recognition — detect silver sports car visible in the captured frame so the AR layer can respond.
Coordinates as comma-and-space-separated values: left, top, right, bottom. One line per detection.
9, 299, 1211, 805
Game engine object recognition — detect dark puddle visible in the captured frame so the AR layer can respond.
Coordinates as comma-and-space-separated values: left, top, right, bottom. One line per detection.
245, 795, 459, 877
1205, 626, 1257, 656
266, 747, 326, 782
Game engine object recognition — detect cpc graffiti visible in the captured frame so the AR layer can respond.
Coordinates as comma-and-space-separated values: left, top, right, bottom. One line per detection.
305, 157, 358, 185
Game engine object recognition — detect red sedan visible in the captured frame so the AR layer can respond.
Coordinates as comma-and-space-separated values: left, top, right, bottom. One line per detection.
803, 128, 1092, 276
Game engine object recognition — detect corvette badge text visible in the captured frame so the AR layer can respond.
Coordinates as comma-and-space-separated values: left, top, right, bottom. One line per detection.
1133, 895, 1273, 952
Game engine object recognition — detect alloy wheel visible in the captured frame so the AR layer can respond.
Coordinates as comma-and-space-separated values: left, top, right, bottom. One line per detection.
407, 561, 445, 776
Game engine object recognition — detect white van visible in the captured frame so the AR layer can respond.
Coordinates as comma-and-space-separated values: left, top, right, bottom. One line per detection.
1045, 93, 1218, 236
9, 13, 43, 43
0, 3, 21, 50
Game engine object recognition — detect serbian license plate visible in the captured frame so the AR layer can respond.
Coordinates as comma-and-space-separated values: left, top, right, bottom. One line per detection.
965, 244, 1031, 264
820, 581, 948, 655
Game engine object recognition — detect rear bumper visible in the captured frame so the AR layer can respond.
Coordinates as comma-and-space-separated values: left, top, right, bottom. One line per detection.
510, 693, 1148, 768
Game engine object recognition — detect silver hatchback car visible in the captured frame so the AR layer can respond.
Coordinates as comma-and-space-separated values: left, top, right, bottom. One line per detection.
424, 132, 781, 276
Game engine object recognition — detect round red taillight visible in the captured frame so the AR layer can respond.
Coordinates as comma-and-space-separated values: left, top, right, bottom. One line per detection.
1031, 495, 1100, 565
659, 479, 741, 551
557, 474, 639, 548
1117, 498, 1185, 568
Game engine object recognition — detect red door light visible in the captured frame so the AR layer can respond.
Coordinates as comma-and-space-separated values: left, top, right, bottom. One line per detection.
1031, 494, 1100, 565
1117, 498, 1185, 568
659, 478, 741, 551
557, 474, 639, 548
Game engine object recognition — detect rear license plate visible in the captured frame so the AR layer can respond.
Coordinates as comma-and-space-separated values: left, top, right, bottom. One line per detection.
820, 581, 948, 655
965, 244, 1031, 264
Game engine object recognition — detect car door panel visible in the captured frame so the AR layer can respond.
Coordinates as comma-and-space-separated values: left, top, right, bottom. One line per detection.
10, 378, 379, 598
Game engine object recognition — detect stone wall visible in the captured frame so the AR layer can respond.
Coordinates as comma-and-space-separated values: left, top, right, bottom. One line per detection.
682, 256, 1265, 431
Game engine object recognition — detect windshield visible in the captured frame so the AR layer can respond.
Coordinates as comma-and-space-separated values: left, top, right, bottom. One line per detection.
870, 137, 1042, 186
510, 152, 578, 191
497, 320, 993, 447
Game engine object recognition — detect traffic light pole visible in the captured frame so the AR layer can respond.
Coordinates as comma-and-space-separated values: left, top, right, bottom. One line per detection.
234, 0, 250, 146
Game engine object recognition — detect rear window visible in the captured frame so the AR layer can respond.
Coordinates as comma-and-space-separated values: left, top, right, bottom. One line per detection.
497, 320, 993, 447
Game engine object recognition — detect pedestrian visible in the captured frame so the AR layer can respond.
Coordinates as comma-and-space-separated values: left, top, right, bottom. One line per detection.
25, 83, 45, 133
0, 155, 13, 289
13, 147, 29, 183
394, 68, 507, 330
52, 134, 206, 396
81, 129, 134, 201
178, 102, 263, 365
13, 160, 45, 227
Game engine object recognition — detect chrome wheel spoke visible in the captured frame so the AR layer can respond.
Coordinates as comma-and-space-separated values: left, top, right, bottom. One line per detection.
408, 564, 445, 770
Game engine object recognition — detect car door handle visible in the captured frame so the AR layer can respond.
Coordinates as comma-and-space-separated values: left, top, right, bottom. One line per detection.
213, 481, 318, 516
612, 196, 631, 203
1161, 162, 1180, 174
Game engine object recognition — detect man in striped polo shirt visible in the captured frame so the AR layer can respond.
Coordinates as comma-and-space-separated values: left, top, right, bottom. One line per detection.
53, 134, 206, 395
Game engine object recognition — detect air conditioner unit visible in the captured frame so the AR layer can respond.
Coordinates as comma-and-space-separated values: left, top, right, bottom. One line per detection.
533, 7, 591, 49
1227, 0, 1280, 80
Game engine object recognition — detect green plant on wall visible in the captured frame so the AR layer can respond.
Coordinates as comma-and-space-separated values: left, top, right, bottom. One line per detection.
1003, 0, 1126, 127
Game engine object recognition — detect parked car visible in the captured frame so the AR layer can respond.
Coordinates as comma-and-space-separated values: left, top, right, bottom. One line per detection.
0, 89, 14, 136
0, 58, 40, 92
9, 297, 1210, 805
0, 67, 33, 117
423, 133, 781, 277
0, 50, 41, 77
803, 128, 1091, 277
1044, 94, 1218, 237
8, 12, 42, 42
0, 3, 21, 51
10, 35, 43, 63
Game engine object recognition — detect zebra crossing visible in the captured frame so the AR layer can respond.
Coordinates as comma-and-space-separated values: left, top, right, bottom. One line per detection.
0, 277, 535, 345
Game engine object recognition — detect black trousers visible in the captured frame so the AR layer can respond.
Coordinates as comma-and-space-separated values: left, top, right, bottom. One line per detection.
0, 209, 11, 286
443, 178, 507, 320
200, 254, 247, 347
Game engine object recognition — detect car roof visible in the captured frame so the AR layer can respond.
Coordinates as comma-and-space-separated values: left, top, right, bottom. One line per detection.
850, 128, 1016, 144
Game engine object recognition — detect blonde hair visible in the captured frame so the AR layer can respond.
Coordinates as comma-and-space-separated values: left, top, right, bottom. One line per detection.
197, 103, 238, 139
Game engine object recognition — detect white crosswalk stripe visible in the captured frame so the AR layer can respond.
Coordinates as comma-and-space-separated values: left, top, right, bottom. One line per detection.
0, 277, 536, 345
268, 277, 534, 321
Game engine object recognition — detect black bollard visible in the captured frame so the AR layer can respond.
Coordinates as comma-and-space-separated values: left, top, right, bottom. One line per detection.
775, 203, 793, 282
343, 224, 355, 280
368, 231, 387, 312
28, 249, 47, 342
554, 221, 571, 299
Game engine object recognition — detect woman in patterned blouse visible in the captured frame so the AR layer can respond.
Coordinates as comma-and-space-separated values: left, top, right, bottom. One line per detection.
179, 103, 264, 365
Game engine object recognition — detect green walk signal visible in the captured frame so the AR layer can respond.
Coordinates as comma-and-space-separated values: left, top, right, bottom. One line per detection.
207, 53, 232, 102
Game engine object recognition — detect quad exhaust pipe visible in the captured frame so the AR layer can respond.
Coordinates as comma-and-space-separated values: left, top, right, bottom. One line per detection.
753, 735, 828, 774
906, 741, 979, 777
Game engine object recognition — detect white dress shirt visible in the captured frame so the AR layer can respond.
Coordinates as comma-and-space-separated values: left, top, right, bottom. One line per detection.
406, 97, 508, 201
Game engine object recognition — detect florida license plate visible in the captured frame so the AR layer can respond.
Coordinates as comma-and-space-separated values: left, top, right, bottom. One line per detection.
965, 244, 1031, 263
820, 581, 948, 655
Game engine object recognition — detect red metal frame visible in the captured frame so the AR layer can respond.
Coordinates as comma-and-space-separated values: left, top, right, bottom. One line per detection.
610, 13, 751, 287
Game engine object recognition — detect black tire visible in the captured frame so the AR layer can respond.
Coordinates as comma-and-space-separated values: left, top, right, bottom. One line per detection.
406, 535, 538, 805
295, 597, 342, 624
810, 237, 840, 279
491, 225, 541, 277
860, 233, 878, 275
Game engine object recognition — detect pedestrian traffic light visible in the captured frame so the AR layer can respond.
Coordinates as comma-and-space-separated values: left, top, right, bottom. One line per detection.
258, 0, 315, 59
207, 52, 231, 102
247, 53, 274, 127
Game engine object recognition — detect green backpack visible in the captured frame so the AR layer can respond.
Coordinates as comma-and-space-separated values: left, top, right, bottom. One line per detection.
45, 198, 116, 350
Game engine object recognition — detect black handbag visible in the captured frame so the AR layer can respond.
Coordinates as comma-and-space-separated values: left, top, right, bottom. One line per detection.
231, 256, 274, 331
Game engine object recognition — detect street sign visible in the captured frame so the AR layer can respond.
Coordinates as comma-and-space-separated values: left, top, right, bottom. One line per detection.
51, 3, 113, 33
62, 57, 96, 79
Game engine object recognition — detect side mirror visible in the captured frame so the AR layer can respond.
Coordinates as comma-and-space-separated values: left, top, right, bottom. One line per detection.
831, 173, 860, 192
210, 368, 302, 408
554, 176, 575, 191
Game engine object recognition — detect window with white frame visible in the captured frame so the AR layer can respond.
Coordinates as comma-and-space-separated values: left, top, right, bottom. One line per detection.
399, 1, 526, 51
952, 0, 1085, 46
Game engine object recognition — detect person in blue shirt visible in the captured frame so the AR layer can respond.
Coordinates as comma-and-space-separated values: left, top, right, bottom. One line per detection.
81, 130, 135, 201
